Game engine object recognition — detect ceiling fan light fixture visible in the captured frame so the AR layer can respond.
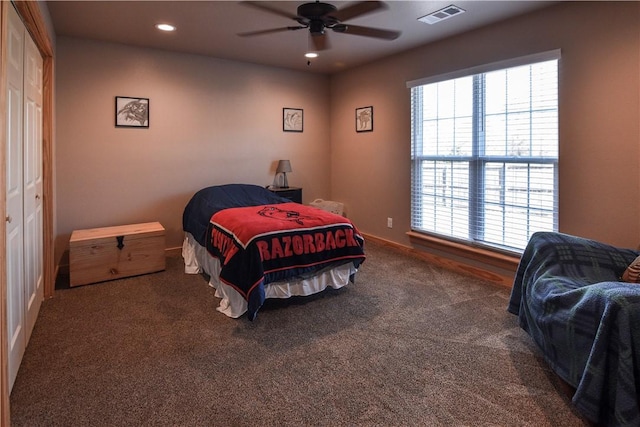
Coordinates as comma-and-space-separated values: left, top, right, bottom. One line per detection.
305, 52, 319, 58
309, 20, 325, 35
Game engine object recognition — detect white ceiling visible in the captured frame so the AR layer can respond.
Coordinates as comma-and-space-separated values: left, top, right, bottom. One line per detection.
46, 1, 555, 74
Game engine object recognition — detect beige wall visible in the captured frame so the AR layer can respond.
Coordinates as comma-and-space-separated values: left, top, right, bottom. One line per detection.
55, 2, 640, 266
330, 1, 640, 250
55, 37, 330, 260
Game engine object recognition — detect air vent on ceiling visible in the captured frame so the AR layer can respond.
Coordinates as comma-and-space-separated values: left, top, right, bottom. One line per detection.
418, 4, 465, 25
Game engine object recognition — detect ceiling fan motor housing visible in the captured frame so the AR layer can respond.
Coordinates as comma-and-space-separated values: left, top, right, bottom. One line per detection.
297, 2, 337, 19
298, 2, 339, 35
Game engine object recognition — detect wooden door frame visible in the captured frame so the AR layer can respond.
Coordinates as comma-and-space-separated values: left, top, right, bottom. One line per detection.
0, 1, 53, 424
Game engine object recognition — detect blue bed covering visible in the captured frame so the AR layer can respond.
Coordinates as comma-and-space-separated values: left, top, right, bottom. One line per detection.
182, 183, 289, 248
508, 232, 640, 426
182, 183, 366, 321
208, 202, 365, 320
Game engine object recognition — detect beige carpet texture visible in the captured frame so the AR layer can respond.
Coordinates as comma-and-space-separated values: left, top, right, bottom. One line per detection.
10, 240, 590, 426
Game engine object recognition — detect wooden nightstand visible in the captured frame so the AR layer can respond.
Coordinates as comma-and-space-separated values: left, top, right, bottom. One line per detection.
269, 186, 302, 203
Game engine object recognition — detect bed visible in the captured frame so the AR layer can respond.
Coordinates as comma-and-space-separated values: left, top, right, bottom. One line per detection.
508, 231, 640, 426
182, 183, 366, 320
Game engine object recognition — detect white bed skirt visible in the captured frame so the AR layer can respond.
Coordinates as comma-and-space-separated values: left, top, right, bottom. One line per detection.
182, 232, 356, 318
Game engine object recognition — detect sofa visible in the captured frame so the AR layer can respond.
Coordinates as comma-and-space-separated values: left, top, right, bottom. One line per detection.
508, 231, 640, 426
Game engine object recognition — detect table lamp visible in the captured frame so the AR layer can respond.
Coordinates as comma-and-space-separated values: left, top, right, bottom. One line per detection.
276, 160, 292, 188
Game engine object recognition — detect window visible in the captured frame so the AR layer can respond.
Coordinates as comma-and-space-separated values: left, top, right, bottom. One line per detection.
408, 51, 559, 252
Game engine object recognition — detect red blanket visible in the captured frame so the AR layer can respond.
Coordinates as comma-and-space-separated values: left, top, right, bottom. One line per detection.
207, 203, 366, 319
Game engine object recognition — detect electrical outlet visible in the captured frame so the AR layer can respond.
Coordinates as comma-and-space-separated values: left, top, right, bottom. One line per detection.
387, 217, 393, 228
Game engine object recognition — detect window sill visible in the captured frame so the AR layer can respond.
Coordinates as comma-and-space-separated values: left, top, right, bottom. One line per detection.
406, 231, 521, 285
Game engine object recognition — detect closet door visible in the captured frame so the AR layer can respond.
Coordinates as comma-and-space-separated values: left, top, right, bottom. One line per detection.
5, 5, 26, 392
5, 5, 43, 392
22, 25, 44, 341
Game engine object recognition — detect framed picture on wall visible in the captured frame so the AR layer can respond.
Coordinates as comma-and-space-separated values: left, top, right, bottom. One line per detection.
356, 106, 373, 132
283, 108, 303, 132
115, 96, 149, 128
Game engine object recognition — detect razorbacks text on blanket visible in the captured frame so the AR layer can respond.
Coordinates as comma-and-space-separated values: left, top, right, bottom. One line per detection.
207, 202, 366, 320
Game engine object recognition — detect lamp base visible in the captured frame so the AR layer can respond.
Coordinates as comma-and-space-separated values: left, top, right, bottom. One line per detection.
282, 173, 289, 188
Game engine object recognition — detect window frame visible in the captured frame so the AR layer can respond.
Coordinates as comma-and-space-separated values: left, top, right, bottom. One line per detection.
407, 50, 560, 253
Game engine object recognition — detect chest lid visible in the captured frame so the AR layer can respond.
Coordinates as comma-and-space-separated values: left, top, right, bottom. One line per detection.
70, 222, 164, 248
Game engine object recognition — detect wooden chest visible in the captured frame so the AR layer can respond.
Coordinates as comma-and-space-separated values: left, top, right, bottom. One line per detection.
69, 222, 165, 287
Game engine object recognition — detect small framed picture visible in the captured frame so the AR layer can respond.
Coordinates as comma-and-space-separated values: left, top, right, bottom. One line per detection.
356, 106, 373, 132
283, 108, 303, 132
115, 96, 149, 128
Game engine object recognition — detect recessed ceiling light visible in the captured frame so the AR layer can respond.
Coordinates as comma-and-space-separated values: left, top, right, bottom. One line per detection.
305, 52, 318, 58
155, 23, 176, 32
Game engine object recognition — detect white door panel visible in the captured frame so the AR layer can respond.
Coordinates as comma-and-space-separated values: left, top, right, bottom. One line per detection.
5, 5, 44, 392
23, 33, 43, 341
6, 6, 25, 392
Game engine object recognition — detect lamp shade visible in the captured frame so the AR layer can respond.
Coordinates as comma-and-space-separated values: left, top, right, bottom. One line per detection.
276, 160, 292, 174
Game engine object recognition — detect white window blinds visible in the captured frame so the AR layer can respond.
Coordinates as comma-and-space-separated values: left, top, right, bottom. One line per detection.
409, 51, 559, 252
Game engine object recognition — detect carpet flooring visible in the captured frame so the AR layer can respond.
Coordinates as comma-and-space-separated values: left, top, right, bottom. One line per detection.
9, 240, 591, 426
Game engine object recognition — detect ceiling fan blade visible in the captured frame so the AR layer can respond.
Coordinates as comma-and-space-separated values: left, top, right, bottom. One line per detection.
329, 1, 387, 22
240, 1, 299, 20
310, 33, 330, 51
238, 26, 306, 37
338, 24, 400, 40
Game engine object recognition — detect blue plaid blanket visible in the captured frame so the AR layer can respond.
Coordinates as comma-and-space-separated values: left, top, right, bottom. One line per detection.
508, 232, 640, 426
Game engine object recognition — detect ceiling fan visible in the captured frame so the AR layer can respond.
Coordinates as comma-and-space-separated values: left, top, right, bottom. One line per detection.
238, 1, 401, 52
